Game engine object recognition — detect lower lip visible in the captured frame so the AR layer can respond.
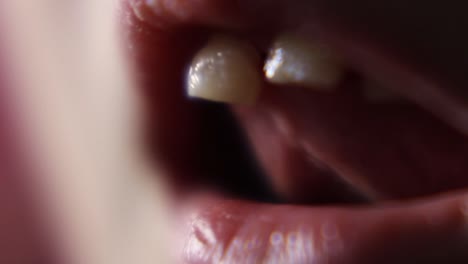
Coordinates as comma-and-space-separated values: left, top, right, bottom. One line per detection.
179, 193, 468, 263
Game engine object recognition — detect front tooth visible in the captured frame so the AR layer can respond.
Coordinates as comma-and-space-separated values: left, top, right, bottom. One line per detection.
264, 33, 343, 90
187, 35, 262, 104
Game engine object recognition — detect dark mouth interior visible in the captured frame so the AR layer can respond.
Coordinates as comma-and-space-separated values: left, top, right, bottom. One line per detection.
183, 101, 280, 203
184, 78, 467, 206
134, 24, 468, 207
192, 101, 373, 205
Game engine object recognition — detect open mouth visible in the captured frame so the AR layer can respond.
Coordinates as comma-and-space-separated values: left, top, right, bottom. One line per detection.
124, 0, 468, 263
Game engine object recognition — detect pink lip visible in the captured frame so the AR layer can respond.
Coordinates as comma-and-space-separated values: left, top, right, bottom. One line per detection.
122, 1, 468, 263
180, 194, 468, 264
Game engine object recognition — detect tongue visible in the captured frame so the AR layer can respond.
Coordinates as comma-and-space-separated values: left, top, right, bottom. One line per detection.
234, 83, 468, 202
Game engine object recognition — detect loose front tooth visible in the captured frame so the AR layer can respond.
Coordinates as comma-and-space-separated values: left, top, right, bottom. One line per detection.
187, 35, 262, 104
264, 33, 344, 90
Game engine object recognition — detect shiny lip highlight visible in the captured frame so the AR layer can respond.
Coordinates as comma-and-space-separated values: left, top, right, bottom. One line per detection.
180, 194, 468, 264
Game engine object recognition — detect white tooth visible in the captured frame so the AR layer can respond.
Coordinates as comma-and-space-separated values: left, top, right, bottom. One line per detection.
362, 79, 402, 103
264, 33, 343, 90
187, 35, 262, 104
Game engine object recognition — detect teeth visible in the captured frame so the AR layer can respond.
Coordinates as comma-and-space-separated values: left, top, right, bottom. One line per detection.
187, 35, 262, 104
264, 33, 344, 90
362, 79, 402, 103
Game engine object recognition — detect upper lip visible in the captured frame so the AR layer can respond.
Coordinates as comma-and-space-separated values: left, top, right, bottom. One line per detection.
125, 0, 468, 263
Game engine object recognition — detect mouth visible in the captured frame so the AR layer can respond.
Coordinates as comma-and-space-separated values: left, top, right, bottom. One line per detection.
124, 0, 468, 263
